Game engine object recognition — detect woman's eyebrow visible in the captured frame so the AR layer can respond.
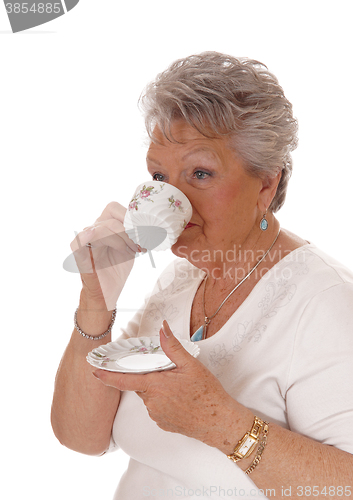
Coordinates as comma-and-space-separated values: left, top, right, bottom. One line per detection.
146, 148, 218, 166
181, 148, 218, 162
146, 156, 161, 165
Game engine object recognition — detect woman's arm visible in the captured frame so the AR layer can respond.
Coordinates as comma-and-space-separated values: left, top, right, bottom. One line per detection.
93, 321, 353, 497
51, 291, 121, 456
51, 202, 139, 455
234, 421, 353, 498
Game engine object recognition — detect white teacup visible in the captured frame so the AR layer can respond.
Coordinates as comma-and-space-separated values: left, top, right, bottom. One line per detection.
123, 181, 192, 251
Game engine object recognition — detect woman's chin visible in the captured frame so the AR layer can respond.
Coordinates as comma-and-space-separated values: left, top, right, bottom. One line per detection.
171, 239, 202, 265
171, 241, 189, 259
171, 228, 211, 267
171, 235, 194, 259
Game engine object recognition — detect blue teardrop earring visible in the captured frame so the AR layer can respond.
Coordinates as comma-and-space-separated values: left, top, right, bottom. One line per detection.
260, 210, 268, 231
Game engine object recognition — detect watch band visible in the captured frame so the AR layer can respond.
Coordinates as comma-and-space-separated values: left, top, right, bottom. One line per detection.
227, 416, 265, 463
245, 422, 269, 474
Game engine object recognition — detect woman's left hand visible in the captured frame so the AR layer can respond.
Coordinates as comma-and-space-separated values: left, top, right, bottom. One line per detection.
92, 321, 252, 451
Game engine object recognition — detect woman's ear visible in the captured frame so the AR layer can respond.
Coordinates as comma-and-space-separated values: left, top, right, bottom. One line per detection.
258, 171, 281, 212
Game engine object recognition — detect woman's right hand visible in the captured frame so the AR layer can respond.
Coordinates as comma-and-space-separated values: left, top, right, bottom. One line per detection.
70, 202, 141, 311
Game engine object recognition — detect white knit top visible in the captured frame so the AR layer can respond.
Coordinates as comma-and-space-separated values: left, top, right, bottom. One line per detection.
108, 244, 353, 499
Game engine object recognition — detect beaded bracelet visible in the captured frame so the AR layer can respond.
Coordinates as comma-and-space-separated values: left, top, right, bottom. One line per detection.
244, 422, 269, 475
74, 307, 117, 340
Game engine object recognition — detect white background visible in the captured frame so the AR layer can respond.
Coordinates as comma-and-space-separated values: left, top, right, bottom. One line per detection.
1, 1, 352, 499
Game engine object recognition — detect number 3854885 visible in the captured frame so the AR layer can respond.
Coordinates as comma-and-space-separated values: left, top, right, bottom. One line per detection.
5, 3, 62, 14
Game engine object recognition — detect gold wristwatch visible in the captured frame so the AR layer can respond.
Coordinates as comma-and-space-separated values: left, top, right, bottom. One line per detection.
227, 416, 265, 463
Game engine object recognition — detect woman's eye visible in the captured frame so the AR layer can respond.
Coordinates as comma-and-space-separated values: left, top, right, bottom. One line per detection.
193, 170, 210, 180
152, 173, 165, 182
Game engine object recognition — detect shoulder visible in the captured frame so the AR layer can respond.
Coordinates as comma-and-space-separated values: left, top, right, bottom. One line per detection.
255, 243, 353, 333
285, 246, 353, 369
278, 243, 353, 291
305, 245, 353, 284
277, 228, 353, 287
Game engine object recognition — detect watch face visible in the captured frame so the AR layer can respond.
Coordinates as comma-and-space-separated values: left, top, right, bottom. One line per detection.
239, 436, 256, 455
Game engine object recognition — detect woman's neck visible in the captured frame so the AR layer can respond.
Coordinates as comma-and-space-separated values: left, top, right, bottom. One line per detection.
201, 217, 281, 288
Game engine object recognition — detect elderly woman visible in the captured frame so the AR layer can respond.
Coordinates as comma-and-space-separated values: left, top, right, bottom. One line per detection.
51, 52, 353, 499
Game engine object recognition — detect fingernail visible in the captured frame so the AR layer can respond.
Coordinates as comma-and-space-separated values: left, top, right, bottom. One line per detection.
161, 320, 170, 338
92, 370, 101, 379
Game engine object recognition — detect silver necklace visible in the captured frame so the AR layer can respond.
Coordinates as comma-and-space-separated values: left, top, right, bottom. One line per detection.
201, 228, 281, 340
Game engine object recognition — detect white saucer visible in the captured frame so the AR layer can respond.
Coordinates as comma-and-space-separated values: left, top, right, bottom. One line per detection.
86, 336, 200, 374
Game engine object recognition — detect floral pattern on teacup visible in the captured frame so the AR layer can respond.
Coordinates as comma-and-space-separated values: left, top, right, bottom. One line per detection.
168, 195, 185, 212
128, 183, 188, 215
128, 184, 165, 211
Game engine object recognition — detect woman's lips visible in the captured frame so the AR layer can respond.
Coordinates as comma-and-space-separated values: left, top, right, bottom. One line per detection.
185, 222, 197, 229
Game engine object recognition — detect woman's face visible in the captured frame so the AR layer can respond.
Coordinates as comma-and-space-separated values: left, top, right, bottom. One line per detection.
146, 120, 267, 267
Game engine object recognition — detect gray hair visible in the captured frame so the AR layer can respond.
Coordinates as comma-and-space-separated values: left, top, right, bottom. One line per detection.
139, 51, 298, 212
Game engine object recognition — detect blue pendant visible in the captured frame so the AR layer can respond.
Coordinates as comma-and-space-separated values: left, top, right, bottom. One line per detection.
260, 218, 268, 231
191, 325, 204, 342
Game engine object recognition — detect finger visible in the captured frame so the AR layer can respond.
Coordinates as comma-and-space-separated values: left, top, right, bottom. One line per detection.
70, 227, 96, 251
70, 200, 128, 252
68, 234, 136, 276
92, 369, 150, 393
159, 320, 195, 369
68, 230, 95, 273
87, 232, 136, 268
93, 219, 140, 253
71, 220, 139, 254
95, 201, 127, 224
